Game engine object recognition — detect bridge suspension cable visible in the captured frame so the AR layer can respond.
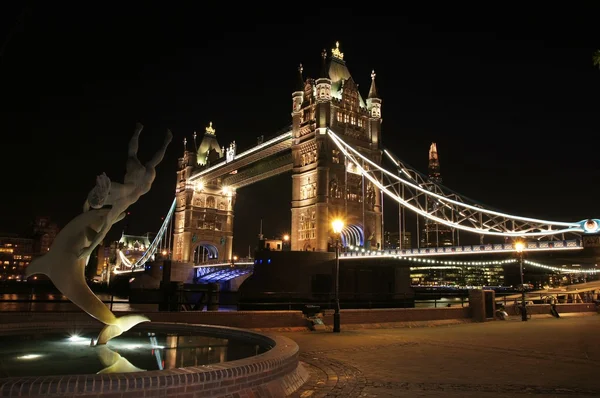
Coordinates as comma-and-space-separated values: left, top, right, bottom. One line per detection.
114, 198, 176, 273
328, 130, 586, 239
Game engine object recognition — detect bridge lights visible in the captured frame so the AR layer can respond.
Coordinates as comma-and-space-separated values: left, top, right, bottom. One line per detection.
331, 219, 344, 333
514, 241, 528, 322
222, 186, 233, 196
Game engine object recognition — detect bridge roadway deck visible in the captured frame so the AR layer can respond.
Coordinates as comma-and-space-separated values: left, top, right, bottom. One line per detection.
340, 239, 583, 260
285, 313, 600, 397
188, 130, 292, 186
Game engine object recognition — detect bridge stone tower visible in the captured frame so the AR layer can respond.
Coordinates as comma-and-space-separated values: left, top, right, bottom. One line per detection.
290, 42, 383, 252
172, 123, 236, 263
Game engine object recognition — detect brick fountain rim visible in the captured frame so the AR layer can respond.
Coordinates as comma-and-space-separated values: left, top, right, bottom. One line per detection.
0, 321, 309, 397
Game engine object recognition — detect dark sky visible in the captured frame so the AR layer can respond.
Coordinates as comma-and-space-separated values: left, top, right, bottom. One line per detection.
1, 4, 599, 255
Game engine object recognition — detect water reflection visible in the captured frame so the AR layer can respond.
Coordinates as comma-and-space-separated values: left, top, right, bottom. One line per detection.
0, 293, 236, 312
0, 293, 156, 312
0, 331, 270, 377
96, 345, 145, 374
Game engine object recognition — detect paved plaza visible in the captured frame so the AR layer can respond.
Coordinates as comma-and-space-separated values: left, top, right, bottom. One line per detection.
282, 313, 600, 397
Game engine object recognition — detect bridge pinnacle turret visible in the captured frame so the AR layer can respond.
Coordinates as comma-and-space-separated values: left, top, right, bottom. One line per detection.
296, 63, 304, 92
368, 70, 379, 99
331, 41, 344, 61
319, 49, 328, 78
366, 69, 382, 119
315, 48, 332, 103
205, 121, 216, 136
292, 64, 305, 114
196, 122, 222, 166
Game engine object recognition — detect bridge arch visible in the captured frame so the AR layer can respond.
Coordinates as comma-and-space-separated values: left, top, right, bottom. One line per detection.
340, 224, 364, 248
192, 242, 219, 264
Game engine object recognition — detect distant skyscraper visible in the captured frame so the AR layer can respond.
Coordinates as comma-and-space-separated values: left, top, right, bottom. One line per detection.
421, 143, 453, 247
428, 143, 441, 182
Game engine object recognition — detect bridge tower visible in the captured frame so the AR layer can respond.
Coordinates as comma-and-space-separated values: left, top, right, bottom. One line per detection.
290, 42, 383, 252
172, 123, 236, 263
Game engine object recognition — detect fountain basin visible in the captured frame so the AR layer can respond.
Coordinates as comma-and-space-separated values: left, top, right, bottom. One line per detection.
0, 321, 308, 397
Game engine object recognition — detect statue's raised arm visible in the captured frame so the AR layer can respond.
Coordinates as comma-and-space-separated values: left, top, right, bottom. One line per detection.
77, 123, 172, 260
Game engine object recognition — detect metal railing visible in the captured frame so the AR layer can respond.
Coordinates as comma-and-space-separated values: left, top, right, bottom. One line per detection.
0, 289, 471, 312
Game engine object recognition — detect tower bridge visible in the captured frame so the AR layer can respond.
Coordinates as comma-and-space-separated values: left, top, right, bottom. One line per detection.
171, 41, 385, 264
113, 42, 600, 281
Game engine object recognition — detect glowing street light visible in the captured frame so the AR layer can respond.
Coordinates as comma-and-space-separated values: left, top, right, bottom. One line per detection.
282, 234, 290, 251
332, 219, 344, 234
331, 218, 344, 333
514, 241, 525, 253
514, 240, 527, 321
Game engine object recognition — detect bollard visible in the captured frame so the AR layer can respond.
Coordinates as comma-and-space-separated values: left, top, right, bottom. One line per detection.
207, 283, 220, 311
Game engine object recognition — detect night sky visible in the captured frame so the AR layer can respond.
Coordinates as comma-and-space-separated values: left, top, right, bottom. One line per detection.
1, 5, 599, 256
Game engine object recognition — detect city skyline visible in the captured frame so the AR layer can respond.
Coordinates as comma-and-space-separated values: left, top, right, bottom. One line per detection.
1, 6, 599, 255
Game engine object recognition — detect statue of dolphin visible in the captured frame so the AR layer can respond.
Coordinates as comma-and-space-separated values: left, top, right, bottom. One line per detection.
25, 208, 150, 345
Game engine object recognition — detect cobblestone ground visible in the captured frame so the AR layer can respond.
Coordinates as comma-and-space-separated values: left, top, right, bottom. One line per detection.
286, 314, 600, 397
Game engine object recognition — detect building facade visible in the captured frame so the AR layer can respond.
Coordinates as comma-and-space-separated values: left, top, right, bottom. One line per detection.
410, 264, 505, 287
32, 216, 59, 256
173, 123, 236, 263
384, 231, 413, 250
290, 42, 383, 252
0, 235, 33, 281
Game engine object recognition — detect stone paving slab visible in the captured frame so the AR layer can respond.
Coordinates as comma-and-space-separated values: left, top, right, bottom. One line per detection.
286, 313, 600, 397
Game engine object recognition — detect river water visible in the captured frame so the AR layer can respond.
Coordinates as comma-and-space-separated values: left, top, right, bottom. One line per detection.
0, 292, 467, 312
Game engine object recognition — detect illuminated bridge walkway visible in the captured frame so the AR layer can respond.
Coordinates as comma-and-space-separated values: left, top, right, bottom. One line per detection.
340, 239, 583, 260
115, 126, 600, 274
194, 259, 254, 283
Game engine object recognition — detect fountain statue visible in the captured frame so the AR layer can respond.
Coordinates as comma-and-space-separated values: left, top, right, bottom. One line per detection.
25, 123, 173, 345
79, 122, 173, 259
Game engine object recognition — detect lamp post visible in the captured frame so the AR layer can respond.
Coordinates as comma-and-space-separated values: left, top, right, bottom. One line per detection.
332, 219, 344, 333
514, 241, 527, 321
283, 234, 290, 251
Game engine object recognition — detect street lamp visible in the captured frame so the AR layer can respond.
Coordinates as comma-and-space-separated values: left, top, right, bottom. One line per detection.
514, 241, 527, 321
283, 234, 290, 251
332, 219, 344, 333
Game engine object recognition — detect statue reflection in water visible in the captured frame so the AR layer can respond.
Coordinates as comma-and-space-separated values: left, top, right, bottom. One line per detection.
92, 333, 259, 374
96, 345, 145, 374
93, 334, 228, 374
